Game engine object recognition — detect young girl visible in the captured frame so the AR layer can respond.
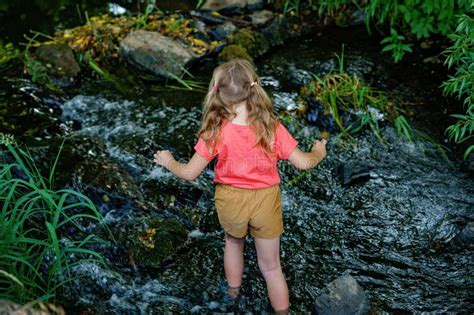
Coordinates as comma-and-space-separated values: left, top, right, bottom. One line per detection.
153, 59, 327, 313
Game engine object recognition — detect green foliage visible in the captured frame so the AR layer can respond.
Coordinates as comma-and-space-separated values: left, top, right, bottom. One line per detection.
300, 46, 404, 141
164, 70, 207, 91
364, 0, 471, 39
301, 70, 390, 141
22, 32, 60, 92
0, 42, 20, 66
363, 0, 471, 62
196, 0, 206, 10
394, 114, 414, 143
440, 11, 474, 159
380, 27, 413, 63
135, 0, 163, 30
283, 0, 301, 15
308, 0, 356, 17
0, 134, 110, 304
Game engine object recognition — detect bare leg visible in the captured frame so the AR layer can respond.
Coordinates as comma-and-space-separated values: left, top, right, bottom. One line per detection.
224, 233, 245, 298
254, 236, 289, 311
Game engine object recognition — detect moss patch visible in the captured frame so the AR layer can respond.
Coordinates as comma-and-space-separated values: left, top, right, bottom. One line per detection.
230, 27, 270, 56
218, 44, 253, 62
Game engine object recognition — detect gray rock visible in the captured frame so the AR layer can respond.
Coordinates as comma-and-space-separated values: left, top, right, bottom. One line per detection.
260, 15, 287, 47
201, 0, 263, 12
313, 273, 369, 315
246, 0, 265, 11
208, 22, 237, 41
349, 9, 367, 26
249, 10, 274, 26
335, 161, 371, 187
455, 222, 474, 249
34, 43, 80, 83
119, 31, 196, 79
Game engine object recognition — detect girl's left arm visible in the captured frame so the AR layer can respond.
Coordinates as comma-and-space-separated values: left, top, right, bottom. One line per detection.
154, 150, 210, 181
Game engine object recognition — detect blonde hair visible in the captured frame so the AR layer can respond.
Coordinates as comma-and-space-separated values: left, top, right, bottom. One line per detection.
198, 59, 278, 158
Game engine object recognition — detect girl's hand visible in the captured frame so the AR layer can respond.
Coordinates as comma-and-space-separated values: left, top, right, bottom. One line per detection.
154, 150, 174, 167
311, 138, 327, 159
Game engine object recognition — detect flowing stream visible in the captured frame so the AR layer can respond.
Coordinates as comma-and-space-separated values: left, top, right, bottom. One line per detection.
2, 24, 473, 313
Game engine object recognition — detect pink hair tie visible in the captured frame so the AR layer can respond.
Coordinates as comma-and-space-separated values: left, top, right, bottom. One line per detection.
250, 81, 258, 87
212, 84, 219, 93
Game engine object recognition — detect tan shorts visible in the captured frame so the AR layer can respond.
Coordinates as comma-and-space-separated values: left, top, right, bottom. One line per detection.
214, 183, 284, 239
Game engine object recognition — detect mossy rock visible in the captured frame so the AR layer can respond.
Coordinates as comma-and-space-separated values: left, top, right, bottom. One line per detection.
230, 27, 270, 57
34, 43, 81, 86
29, 134, 144, 204
218, 44, 253, 63
115, 217, 189, 267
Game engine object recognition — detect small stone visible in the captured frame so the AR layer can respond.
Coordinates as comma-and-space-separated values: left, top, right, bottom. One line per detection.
249, 10, 274, 26
102, 194, 110, 203
335, 161, 371, 187
208, 22, 236, 41
313, 273, 369, 315
453, 221, 474, 249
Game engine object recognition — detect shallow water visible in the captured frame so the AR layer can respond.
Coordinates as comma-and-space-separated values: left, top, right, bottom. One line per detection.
2, 24, 473, 313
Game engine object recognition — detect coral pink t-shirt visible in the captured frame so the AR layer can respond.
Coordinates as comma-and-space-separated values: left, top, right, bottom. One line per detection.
194, 119, 298, 189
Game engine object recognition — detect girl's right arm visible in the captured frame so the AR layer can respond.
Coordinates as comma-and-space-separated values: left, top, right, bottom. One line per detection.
288, 139, 327, 170
154, 150, 210, 181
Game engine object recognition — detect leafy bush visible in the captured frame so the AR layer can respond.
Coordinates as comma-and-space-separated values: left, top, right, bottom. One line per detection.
364, 0, 471, 62
441, 11, 474, 159
0, 134, 110, 304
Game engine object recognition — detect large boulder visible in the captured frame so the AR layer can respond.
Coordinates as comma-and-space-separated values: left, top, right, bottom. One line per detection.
313, 273, 369, 315
119, 31, 196, 79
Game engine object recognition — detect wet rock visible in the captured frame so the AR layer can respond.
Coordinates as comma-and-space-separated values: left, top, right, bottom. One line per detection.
348, 9, 367, 27
246, 0, 265, 11
208, 22, 236, 41
335, 161, 371, 187
114, 217, 189, 267
453, 222, 474, 249
120, 31, 196, 79
260, 15, 290, 47
304, 96, 343, 134
201, 0, 263, 13
289, 68, 313, 88
30, 134, 144, 206
248, 10, 274, 26
34, 43, 80, 85
431, 216, 473, 251
313, 273, 369, 315
0, 83, 64, 139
